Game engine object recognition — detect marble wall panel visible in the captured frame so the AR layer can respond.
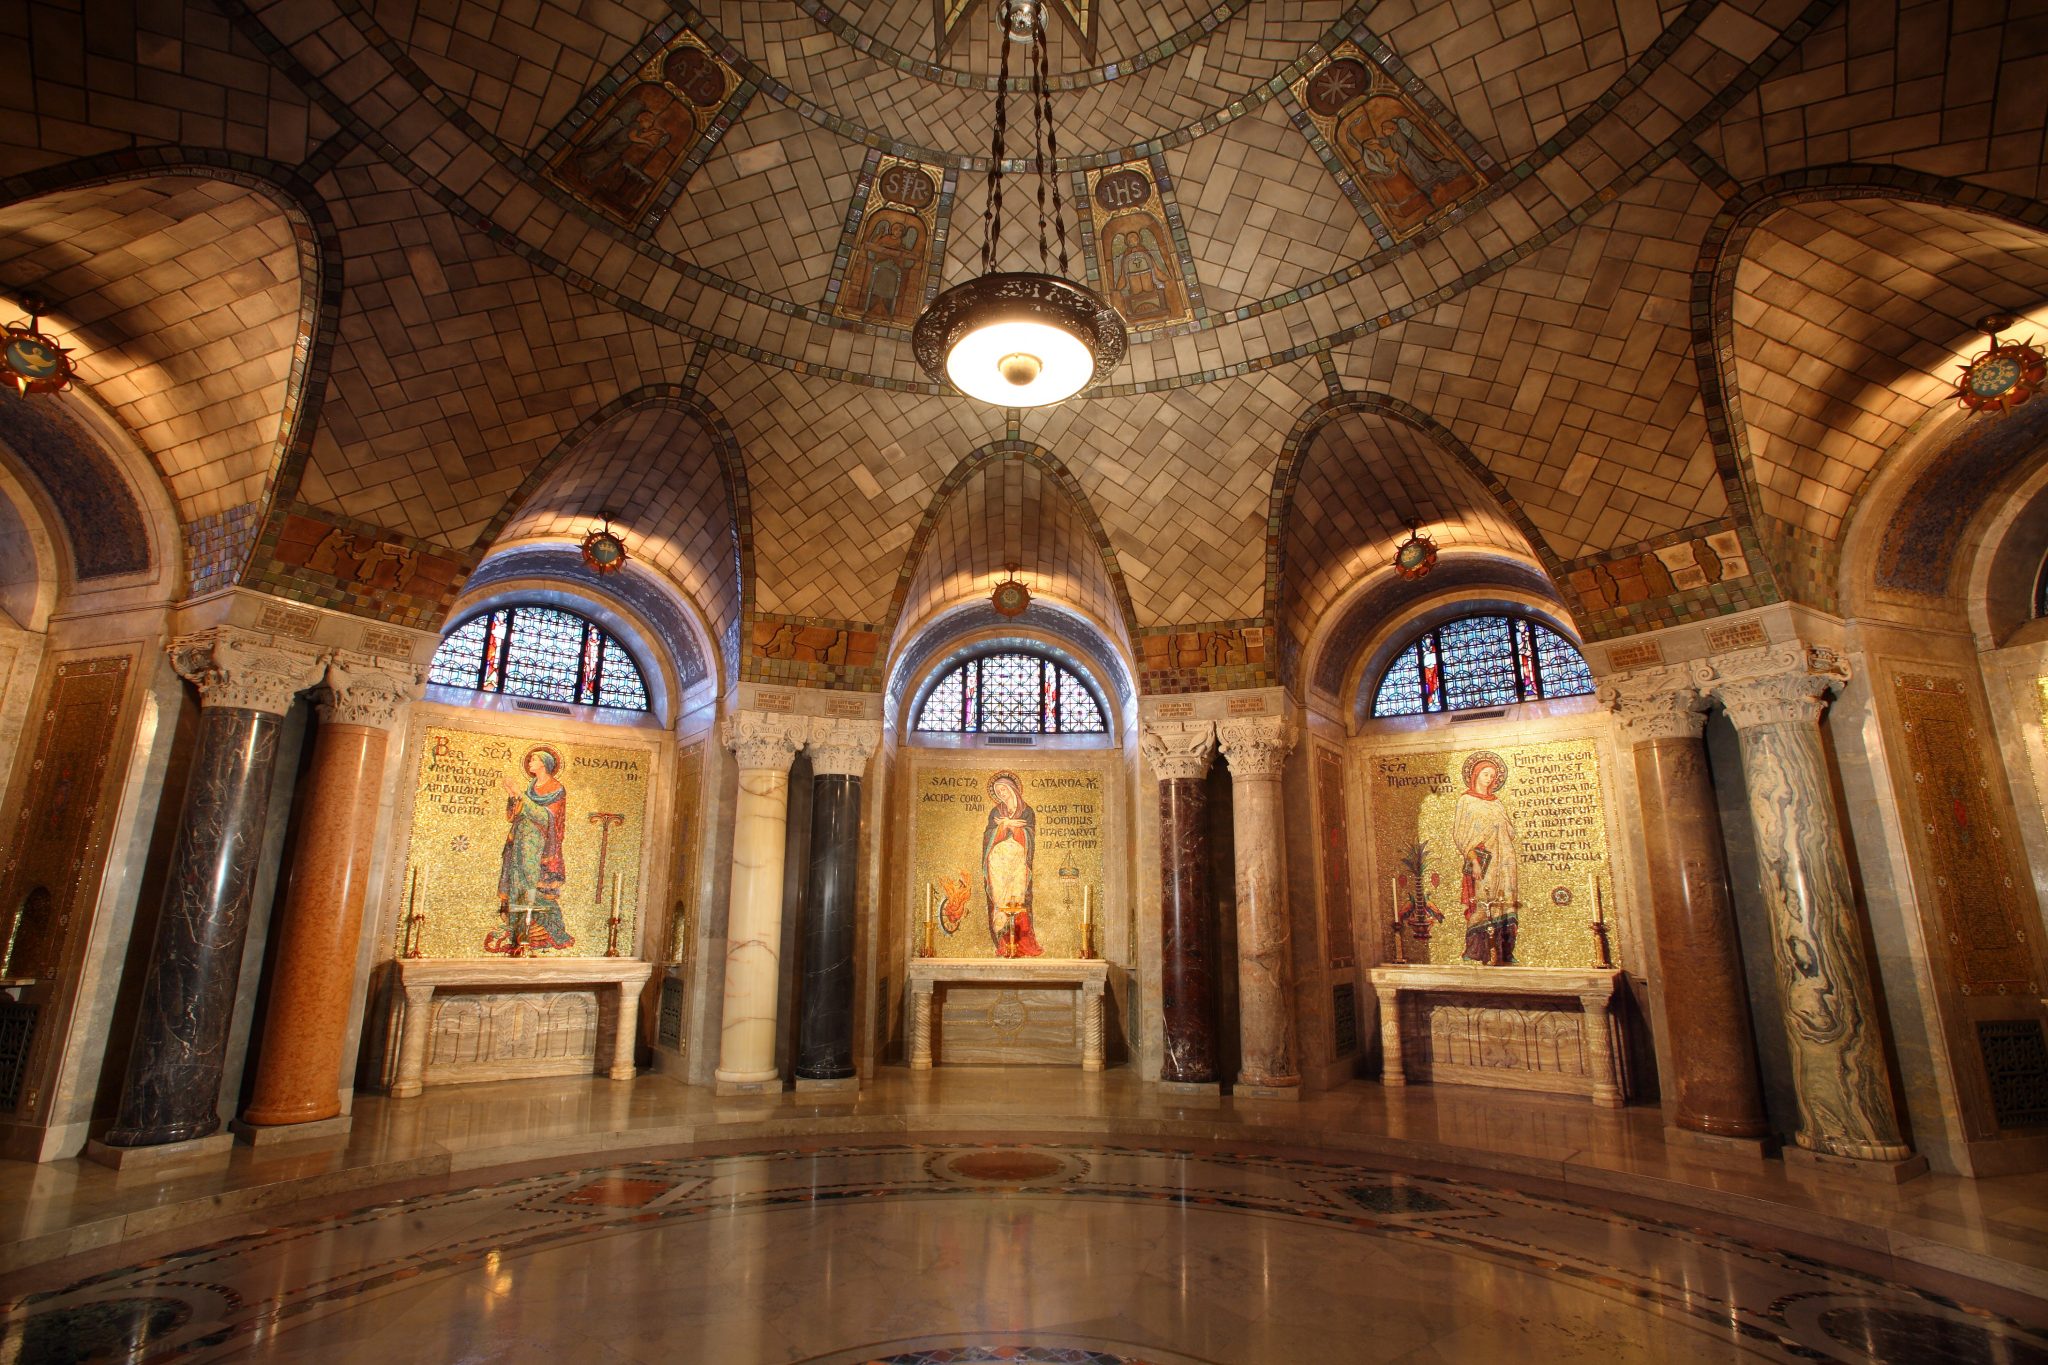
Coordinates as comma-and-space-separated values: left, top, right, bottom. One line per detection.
423, 989, 599, 1084
934, 985, 1083, 1067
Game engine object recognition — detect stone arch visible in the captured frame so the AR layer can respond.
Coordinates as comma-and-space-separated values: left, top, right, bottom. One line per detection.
1266, 392, 1559, 651
0, 151, 343, 590
484, 385, 751, 683
887, 439, 1138, 645
1689, 166, 2048, 596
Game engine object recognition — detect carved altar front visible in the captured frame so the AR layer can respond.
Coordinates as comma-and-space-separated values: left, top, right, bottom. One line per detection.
1368, 966, 1628, 1107
906, 959, 1112, 1071
389, 958, 654, 1097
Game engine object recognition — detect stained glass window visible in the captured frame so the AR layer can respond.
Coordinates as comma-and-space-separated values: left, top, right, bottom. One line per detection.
429, 605, 651, 713
1371, 613, 1593, 718
914, 652, 1107, 735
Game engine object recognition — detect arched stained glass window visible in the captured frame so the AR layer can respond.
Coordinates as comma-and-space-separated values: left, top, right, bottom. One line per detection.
915, 652, 1106, 734
1372, 613, 1592, 718
429, 605, 651, 712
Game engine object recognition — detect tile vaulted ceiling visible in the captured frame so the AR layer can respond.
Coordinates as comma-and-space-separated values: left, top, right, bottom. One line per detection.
0, 0, 2043, 655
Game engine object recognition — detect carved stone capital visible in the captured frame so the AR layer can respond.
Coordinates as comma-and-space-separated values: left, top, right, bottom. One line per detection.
805, 716, 881, 777
721, 710, 807, 772
318, 650, 427, 730
1598, 664, 1710, 743
1217, 715, 1296, 781
1701, 643, 1848, 731
1138, 719, 1216, 782
167, 627, 325, 716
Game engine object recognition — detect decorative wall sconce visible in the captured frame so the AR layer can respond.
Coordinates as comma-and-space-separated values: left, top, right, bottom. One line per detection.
1955, 312, 2045, 416
2, 300, 74, 396
580, 515, 628, 574
1393, 520, 1438, 580
991, 562, 1032, 616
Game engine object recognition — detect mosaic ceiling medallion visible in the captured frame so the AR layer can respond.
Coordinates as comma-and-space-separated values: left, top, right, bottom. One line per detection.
2, 305, 74, 396
1393, 521, 1438, 579
992, 564, 1031, 616
581, 518, 628, 575
1956, 313, 2047, 416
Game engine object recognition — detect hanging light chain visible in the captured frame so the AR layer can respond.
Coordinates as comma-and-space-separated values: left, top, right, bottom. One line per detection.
982, 1, 1019, 277
1035, 11, 1071, 280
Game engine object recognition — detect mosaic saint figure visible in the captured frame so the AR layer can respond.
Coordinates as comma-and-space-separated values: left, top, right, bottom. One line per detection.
556, 84, 696, 221
1332, 92, 1480, 239
487, 745, 576, 953
981, 770, 1042, 958
1452, 750, 1517, 964
843, 209, 927, 323
1101, 215, 1181, 326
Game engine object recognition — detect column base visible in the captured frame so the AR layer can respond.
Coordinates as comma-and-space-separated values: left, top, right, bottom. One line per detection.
232, 1115, 353, 1148
1155, 1079, 1222, 1097
1664, 1125, 1776, 1162
85, 1133, 234, 1173
794, 1076, 860, 1094
715, 1074, 781, 1096
1784, 1144, 1929, 1184
1232, 1081, 1303, 1101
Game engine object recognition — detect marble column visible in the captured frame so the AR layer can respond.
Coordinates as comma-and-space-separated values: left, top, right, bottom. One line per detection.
713, 711, 809, 1091
1712, 646, 1912, 1163
794, 718, 880, 1086
103, 629, 324, 1148
1218, 716, 1301, 1093
1140, 719, 1219, 1085
1604, 670, 1769, 1143
242, 652, 423, 1129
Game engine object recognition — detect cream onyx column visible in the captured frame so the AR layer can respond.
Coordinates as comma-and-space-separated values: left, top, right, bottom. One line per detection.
97, 629, 325, 1158
713, 711, 809, 1093
1601, 667, 1769, 1147
1217, 716, 1301, 1095
1710, 646, 1915, 1168
241, 651, 424, 1133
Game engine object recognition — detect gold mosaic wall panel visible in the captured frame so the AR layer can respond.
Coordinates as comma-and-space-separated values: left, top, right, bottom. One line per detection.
911, 766, 1104, 961
1366, 737, 1616, 970
401, 722, 652, 959
1082, 159, 1194, 331
1897, 673, 2036, 995
664, 738, 705, 963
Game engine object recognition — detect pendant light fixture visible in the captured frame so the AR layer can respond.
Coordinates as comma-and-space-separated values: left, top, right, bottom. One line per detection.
1954, 312, 2046, 416
1, 297, 75, 397
913, 1, 1125, 407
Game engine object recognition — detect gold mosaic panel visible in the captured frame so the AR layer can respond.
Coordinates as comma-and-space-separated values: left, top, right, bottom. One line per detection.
401, 723, 652, 959
1366, 738, 1616, 970
1897, 673, 2036, 995
664, 739, 705, 963
831, 155, 944, 327
912, 766, 1104, 961
1082, 160, 1194, 331
546, 31, 737, 228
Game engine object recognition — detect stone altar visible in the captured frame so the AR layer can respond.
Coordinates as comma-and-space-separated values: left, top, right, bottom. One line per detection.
907, 959, 1112, 1071
1368, 965, 1628, 1107
389, 957, 653, 1098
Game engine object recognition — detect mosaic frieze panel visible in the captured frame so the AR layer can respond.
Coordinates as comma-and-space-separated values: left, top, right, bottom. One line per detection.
542, 30, 743, 232
1078, 157, 1199, 332
402, 720, 652, 959
1314, 743, 1355, 969
1895, 673, 2036, 995
1288, 42, 1493, 248
827, 153, 953, 327
1562, 524, 1779, 642
745, 615, 885, 691
1135, 625, 1276, 695
912, 765, 1105, 961
1367, 738, 1616, 970
254, 509, 470, 630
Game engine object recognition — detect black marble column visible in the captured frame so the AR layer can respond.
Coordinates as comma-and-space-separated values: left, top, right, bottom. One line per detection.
105, 707, 284, 1147
1159, 775, 1217, 1083
795, 773, 861, 1081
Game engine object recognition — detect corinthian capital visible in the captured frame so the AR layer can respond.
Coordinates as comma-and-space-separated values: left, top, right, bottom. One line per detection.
319, 650, 427, 731
1598, 663, 1710, 743
167, 627, 325, 716
721, 710, 807, 771
1217, 715, 1296, 781
1138, 719, 1216, 782
1702, 642, 1849, 731
805, 716, 881, 777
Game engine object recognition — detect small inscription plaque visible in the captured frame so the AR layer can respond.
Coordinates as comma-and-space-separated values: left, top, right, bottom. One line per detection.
258, 603, 320, 638
1226, 695, 1270, 715
756, 690, 795, 713
1152, 700, 1196, 719
1606, 640, 1663, 671
1704, 620, 1767, 653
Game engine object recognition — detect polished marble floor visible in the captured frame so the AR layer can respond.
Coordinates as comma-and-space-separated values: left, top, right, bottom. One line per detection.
6, 1137, 2048, 1363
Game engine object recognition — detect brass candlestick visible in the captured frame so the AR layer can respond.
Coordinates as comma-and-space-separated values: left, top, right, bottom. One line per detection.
400, 865, 427, 959
604, 871, 625, 957
918, 883, 936, 958
1587, 875, 1613, 969
1388, 875, 1407, 966
1079, 883, 1095, 960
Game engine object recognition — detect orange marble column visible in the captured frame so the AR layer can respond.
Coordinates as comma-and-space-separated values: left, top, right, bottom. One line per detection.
242, 653, 422, 1130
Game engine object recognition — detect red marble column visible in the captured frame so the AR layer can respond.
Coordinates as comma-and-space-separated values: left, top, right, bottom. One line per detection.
242, 654, 421, 1130
1142, 720, 1218, 1085
1606, 675, 1767, 1142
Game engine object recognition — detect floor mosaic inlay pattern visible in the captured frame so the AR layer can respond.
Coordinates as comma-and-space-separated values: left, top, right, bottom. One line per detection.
4, 1141, 2045, 1363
